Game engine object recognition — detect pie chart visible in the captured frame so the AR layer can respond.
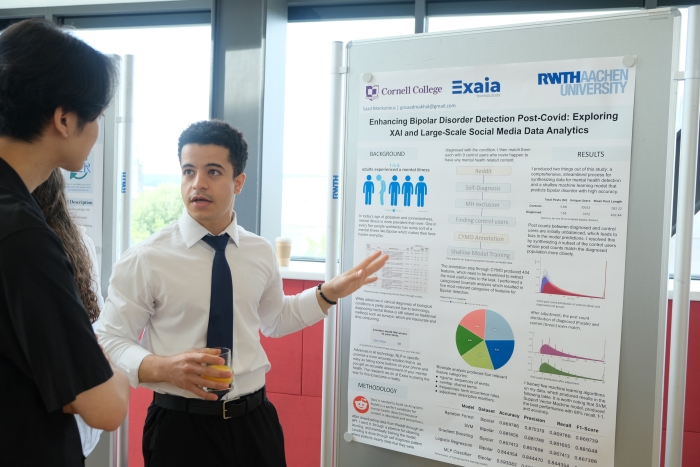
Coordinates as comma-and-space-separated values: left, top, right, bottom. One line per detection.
456, 309, 514, 370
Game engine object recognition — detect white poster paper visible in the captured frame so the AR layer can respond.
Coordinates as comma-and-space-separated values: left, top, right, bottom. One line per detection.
63, 117, 105, 271
347, 57, 636, 467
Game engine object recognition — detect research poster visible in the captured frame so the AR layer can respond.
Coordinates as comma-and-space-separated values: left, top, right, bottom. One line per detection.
347, 57, 635, 467
62, 117, 105, 270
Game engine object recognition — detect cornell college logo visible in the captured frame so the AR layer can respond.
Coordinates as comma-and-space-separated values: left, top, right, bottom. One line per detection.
365, 85, 378, 101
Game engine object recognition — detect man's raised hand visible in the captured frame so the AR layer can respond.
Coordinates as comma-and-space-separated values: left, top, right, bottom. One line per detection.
316, 250, 389, 310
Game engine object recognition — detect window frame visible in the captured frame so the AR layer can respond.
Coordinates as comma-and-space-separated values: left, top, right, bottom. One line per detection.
1, 0, 687, 265
61, 10, 210, 29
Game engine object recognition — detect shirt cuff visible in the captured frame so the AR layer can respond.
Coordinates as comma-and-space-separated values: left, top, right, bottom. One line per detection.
118, 345, 153, 388
298, 286, 328, 325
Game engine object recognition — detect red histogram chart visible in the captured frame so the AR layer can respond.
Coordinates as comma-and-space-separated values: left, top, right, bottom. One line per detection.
536, 259, 607, 299
456, 309, 515, 370
532, 334, 606, 363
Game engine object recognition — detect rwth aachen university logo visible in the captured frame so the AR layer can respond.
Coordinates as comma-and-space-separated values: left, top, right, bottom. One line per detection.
537, 69, 629, 96
365, 85, 379, 101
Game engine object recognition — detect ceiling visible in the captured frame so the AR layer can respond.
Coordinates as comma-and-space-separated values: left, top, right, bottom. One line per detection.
0, 0, 176, 9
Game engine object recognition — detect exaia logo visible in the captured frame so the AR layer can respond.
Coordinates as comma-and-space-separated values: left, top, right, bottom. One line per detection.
451, 77, 501, 94
365, 85, 379, 101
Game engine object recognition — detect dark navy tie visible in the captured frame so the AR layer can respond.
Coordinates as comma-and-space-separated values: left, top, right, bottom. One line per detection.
202, 234, 233, 350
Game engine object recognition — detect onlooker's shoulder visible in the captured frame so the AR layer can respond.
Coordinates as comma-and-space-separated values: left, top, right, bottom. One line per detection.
0, 191, 48, 243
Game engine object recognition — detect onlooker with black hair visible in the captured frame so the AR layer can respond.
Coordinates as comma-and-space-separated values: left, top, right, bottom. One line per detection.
97, 119, 387, 466
0, 18, 129, 467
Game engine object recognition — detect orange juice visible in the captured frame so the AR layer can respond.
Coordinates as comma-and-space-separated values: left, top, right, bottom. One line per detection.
203, 365, 233, 385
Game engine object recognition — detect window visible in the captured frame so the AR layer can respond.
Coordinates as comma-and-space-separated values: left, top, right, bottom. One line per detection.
281, 18, 414, 259
427, 10, 629, 32
71, 25, 211, 245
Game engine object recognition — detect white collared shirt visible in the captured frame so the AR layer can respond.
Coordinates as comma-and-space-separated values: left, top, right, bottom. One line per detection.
96, 210, 326, 399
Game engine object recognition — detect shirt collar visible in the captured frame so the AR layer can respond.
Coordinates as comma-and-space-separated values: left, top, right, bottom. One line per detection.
0, 157, 31, 197
179, 209, 240, 248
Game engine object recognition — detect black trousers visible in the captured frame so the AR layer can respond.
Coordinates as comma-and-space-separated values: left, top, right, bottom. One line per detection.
143, 396, 286, 467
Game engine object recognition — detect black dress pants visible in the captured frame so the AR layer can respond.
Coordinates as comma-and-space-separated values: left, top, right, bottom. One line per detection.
143, 397, 286, 467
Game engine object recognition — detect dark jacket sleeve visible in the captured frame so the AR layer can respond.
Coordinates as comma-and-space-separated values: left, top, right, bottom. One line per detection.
0, 228, 113, 412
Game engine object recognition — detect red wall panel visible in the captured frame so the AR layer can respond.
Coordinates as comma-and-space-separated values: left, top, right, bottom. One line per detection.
302, 280, 325, 397
258, 279, 307, 394
663, 300, 700, 433
267, 392, 322, 467
302, 321, 324, 397
283, 279, 306, 296
660, 430, 700, 466
128, 386, 152, 467
260, 331, 303, 395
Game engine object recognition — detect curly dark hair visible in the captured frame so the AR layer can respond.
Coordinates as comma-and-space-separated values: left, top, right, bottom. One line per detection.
177, 120, 248, 177
33, 169, 101, 323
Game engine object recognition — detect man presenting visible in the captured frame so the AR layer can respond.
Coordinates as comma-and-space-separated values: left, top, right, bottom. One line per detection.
97, 120, 387, 466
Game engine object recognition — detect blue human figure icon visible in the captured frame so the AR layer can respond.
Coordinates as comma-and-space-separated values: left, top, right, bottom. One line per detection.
416, 175, 428, 207
389, 175, 400, 206
376, 175, 387, 206
402, 175, 414, 207
363, 175, 375, 205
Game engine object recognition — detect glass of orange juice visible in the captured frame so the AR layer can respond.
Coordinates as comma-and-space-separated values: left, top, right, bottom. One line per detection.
202, 347, 233, 395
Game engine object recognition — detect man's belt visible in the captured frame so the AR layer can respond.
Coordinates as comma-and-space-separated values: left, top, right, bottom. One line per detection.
154, 386, 266, 420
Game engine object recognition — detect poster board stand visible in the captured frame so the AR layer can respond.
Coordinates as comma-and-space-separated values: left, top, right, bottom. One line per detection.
334, 9, 681, 467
